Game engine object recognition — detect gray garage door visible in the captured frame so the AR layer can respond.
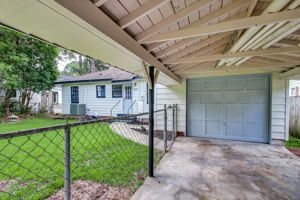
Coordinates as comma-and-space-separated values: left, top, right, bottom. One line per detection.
187, 74, 269, 143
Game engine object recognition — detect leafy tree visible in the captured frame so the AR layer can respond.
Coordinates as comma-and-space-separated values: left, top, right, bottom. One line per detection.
60, 49, 110, 76
0, 63, 18, 116
0, 26, 59, 116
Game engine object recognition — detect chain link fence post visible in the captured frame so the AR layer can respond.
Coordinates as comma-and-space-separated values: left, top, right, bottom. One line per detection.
163, 104, 167, 152
64, 126, 71, 200
174, 104, 177, 140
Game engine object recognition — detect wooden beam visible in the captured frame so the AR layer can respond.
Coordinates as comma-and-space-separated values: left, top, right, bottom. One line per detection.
142, 62, 152, 89
93, 0, 109, 7
162, 36, 230, 64
154, 70, 160, 84
280, 67, 300, 79
278, 39, 300, 46
135, 0, 214, 42
118, 0, 170, 29
178, 61, 300, 74
262, 54, 300, 63
166, 46, 300, 64
141, 9, 300, 43
247, 0, 258, 16
150, 0, 249, 54
54, 0, 180, 83
291, 29, 300, 36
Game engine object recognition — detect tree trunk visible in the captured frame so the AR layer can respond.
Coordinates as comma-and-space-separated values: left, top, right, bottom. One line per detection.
4, 90, 12, 118
79, 55, 83, 75
88, 58, 97, 73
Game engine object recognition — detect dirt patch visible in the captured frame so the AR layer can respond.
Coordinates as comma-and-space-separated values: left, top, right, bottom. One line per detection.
287, 147, 300, 158
46, 180, 131, 200
0, 179, 17, 192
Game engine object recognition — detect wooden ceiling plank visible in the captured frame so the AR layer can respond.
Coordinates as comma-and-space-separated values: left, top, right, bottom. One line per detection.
135, 0, 215, 42
162, 35, 231, 64
262, 54, 300, 62
154, 7, 249, 58
141, 8, 300, 43
118, 0, 170, 29
281, 67, 300, 79
278, 39, 300, 46
169, 46, 300, 64
54, 0, 180, 83
93, 0, 109, 7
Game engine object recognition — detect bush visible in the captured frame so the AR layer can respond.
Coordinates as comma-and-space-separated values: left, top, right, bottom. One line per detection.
290, 119, 300, 139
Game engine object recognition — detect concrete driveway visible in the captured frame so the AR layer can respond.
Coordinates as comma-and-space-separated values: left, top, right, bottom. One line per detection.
131, 137, 300, 200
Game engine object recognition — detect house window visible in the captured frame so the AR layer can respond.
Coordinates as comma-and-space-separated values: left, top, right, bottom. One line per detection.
71, 86, 79, 103
52, 92, 59, 104
125, 86, 132, 99
112, 84, 122, 98
291, 87, 296, 96
96, 85, 106, 98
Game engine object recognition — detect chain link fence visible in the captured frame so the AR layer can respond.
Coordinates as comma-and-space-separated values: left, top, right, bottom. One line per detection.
0, 107, 177, 200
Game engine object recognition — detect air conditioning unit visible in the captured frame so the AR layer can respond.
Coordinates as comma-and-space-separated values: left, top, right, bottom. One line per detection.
70, 104, 86, 115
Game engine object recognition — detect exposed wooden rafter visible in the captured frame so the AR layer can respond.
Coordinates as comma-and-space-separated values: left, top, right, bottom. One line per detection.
150, 0, 249, 54
178, 61, 300, 74
135, 0, 214, 42
118, 0, 170, 29
141, 9, 300, 43
278, 39, 300, 46
166, 46, 300, 64
93, 0, 109, 7
54, 0, 181, 83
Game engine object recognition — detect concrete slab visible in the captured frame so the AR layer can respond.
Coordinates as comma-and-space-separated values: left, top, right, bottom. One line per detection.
131, 137, 300, 200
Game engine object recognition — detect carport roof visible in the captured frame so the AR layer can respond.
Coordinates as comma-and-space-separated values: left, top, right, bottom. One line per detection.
1, 0, 300, 83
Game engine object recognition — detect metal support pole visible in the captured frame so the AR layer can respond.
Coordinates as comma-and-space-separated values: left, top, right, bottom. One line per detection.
163, 104, 167, 152
149, 66, 154, 177
64, 126, 71, 200
172, 105, 175, 141
174, 104, 177, 140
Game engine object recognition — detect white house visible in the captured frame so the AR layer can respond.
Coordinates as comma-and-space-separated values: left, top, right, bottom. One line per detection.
56, 68, 149, 116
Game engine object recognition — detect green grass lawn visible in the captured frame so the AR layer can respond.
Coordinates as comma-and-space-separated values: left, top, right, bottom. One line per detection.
0, 118, 161, 200
285, 136, 300, 149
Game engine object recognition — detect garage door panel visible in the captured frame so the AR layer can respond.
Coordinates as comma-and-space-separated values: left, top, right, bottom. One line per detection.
245, 123, 266, 141
246, 78, 266, 90
244, 104, 266, 123
224, 92, 237, 104
189, 104, 205, 120
200, 93, 210, 104
225, 122, 244, 138
189, 81, 205, 92
188, 92, 201, 104
188, 120, 205, 137
187, 74, 269, 143
251, 91, 267, 104
206, 105, 222, 120
206, 80, 223, 91
238, 92, 252, 104
225, 105, 243, 121
225, 79, 244, 91
206, 121, 221, 136
212, 92, 222, 104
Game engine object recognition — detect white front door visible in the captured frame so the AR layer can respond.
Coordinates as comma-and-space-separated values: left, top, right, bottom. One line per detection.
123, 84, 133, 114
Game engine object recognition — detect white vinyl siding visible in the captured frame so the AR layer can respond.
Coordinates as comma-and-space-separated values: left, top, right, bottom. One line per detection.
155, 83, 186, 133
62, 80, 148, 116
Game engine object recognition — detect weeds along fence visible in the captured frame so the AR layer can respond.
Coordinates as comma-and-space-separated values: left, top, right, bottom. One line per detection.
0, 105, 177, 200
289, 96, 300, 138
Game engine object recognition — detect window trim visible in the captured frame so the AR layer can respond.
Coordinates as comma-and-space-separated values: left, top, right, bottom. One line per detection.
52, 91, 59, 104
71, 86, 79, 104
96, 85, 106, 98
112, 84, 122, 98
